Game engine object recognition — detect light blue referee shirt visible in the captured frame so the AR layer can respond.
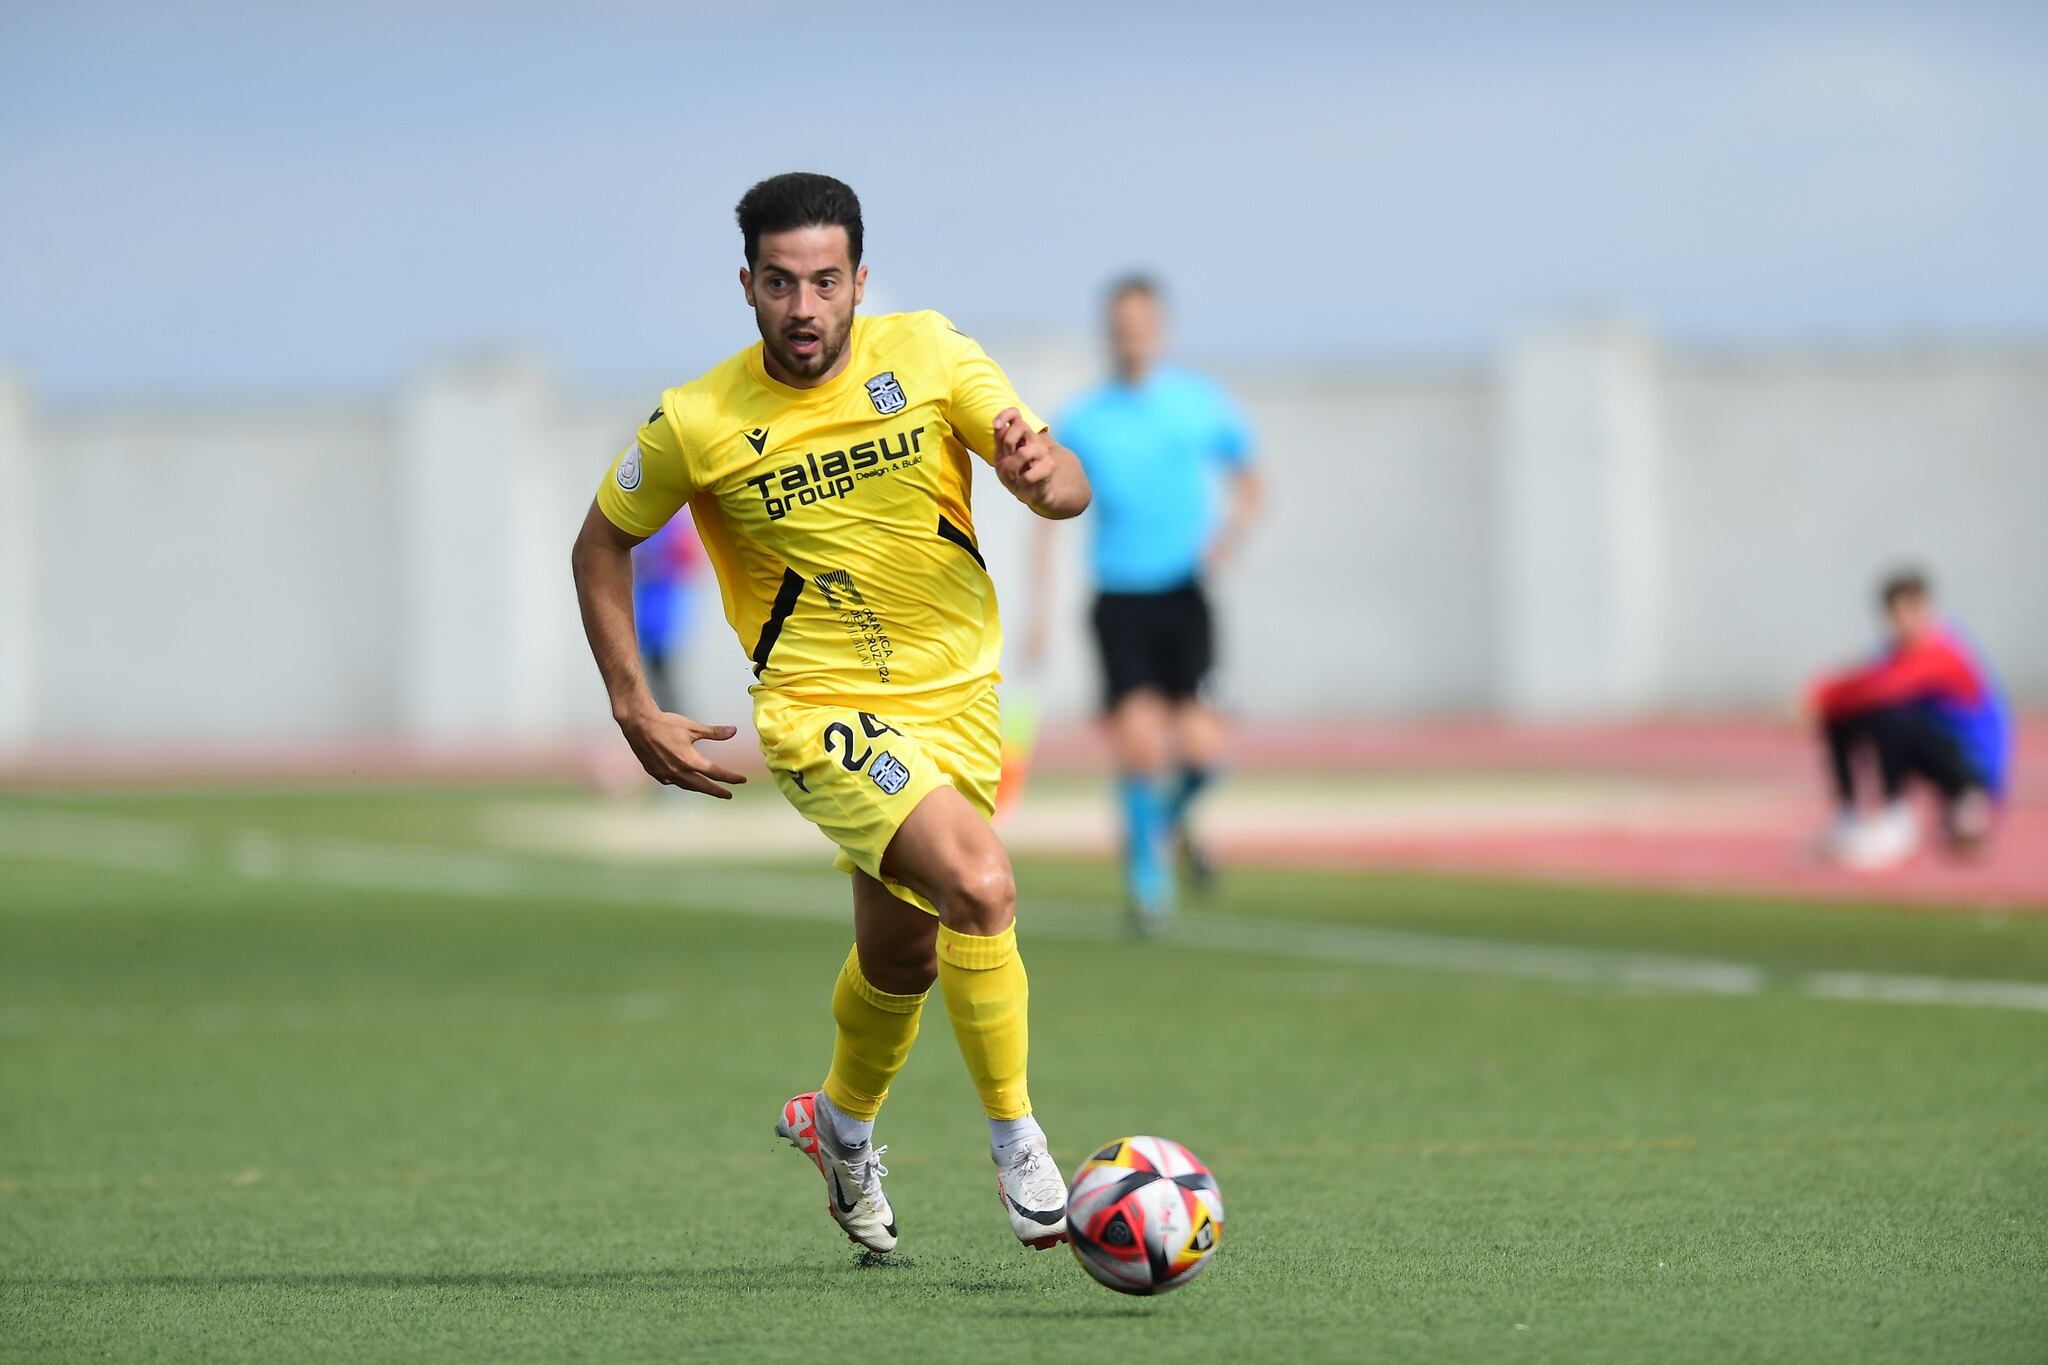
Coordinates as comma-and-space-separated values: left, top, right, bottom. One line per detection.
1058, 365, 1255, 594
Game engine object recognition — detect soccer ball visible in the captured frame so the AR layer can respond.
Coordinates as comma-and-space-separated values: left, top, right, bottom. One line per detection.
1067, 1136, 1224, 1295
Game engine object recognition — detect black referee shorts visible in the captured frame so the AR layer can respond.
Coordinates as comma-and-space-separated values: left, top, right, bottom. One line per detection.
1090, 578, 1214, 711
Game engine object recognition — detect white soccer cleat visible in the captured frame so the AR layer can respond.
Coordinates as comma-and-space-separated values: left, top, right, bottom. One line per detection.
993, 1132, 1069, 1250
1827, 802, 1919, 871
775, 1092, 897, 1254
1944, 788, 1994, 855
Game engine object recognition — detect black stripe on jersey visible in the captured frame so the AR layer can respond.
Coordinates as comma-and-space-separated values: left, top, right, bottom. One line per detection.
936, 515, 986, 570
751, 568, 805, 678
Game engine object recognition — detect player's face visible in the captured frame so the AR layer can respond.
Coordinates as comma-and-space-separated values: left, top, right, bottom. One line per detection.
1886, 594, 1932, 644
741, 226, 867, 386
1109, 290, 1164, 381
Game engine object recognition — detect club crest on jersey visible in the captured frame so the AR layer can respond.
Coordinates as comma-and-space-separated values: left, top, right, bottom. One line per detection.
864, 371, 907, 415
616, 447, 643, 491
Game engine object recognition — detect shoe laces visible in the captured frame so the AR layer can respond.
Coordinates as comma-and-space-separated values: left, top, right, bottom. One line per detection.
844, 1143, 889, 1201
1006, 1142, 1065, 1205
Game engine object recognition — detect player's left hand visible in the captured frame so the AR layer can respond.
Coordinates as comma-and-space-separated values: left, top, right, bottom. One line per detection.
993, 408, 1056, 508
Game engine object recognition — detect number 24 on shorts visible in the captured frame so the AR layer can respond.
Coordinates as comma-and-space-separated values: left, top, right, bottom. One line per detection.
823, 712, 913, 795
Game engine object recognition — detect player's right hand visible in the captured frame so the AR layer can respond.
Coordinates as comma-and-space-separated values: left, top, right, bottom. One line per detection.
618, 709, 749, 799
993, 407, 1056, 505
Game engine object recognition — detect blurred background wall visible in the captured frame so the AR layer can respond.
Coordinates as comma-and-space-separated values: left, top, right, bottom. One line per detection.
3, 326, 2043, 754
3, 2, 2045, 759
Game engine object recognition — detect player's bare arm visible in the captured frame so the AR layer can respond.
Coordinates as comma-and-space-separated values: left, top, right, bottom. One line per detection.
1206, 465, 1264, 569
993, 407, 1090, 519
569, 499, 747, 798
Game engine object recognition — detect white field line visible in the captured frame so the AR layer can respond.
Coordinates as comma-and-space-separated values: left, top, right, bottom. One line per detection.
482, 781, 1791, 866
1799, 971, 2048, 1013
1154, 912, 1766, 995
250, 834, 1764, 995
4, 814, 2048, 1020
0, 986, 732, 1040
0, 807, 196, 873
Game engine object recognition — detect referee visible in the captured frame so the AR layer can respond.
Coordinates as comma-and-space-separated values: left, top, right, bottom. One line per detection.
1032, 276, 1261, 931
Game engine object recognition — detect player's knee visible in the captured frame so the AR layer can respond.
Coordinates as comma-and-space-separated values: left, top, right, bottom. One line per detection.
1111, 696, 1171, 771
853, 913, 938, 995
939, 859, 1016, 936
866, 946, 937, 997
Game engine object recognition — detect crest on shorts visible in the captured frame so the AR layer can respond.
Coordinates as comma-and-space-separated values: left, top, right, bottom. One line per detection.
864, 371, 907, 416
869, 752, 911, 795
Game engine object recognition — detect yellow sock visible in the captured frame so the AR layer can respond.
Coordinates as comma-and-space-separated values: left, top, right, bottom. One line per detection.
821, 945, 927, 1122
936, 923, 1032, 1121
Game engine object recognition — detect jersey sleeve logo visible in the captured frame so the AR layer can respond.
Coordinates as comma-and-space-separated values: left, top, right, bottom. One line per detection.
864, 372, 908, 415
616, 447, 643, 491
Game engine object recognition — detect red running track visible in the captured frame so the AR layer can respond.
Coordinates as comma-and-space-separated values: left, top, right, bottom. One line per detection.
6, 717, 2043, 910
1177, 718, 2048, 911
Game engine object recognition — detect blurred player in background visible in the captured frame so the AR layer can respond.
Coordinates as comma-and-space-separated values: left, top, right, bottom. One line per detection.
571, 173, 1091, 1257
1807, 568, 2010, 869
1032, 276, 1260, 932
631, 511, 702, 718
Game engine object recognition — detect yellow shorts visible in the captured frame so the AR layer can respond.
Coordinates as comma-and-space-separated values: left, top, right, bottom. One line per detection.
753, 684, 1000, 915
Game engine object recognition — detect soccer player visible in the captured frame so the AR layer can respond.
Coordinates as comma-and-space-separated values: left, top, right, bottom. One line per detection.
1807, 569, 2010, 868
1029, 276, 1259, 930
570, 173, 1090, 1256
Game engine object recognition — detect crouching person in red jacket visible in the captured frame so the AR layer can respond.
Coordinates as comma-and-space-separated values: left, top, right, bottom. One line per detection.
1808, 570, 2011, 869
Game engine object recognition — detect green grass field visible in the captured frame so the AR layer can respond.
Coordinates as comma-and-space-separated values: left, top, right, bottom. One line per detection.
3, 784, 2046, 1363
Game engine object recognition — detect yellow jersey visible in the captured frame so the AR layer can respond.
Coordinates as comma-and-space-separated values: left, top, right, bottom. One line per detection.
597, 310, 1045, 721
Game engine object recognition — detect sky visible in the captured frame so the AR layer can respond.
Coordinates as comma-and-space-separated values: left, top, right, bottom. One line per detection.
3, 0, 2045, 398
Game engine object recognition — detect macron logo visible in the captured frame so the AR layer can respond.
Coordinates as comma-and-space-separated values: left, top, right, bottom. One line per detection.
745, 427, 770, 454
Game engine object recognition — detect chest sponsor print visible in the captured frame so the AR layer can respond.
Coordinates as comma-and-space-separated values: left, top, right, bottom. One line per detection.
741, 422, 926, 520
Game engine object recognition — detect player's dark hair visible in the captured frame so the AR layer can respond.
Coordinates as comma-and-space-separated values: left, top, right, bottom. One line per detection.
1880, 567, 1930, 609
736, 172, 863, 267
1106, 273, 1164, 306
